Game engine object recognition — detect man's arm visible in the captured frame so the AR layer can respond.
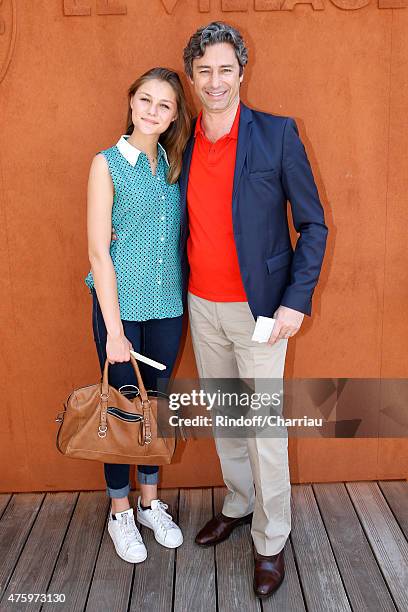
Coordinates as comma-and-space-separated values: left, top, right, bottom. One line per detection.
280, 117, 328, 315
268, 118, 328, 344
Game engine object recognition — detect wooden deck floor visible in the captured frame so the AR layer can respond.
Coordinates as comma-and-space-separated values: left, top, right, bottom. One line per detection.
0, 482, 407, 611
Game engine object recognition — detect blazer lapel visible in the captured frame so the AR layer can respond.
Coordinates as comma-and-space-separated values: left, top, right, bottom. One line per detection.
232, 102, 252, 203
180, 119, 197, 225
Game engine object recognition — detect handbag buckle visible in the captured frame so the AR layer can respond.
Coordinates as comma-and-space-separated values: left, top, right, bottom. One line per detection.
100, 392, 109, 401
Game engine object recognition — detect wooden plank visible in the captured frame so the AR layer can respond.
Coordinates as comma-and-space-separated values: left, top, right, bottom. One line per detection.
214, 486, 305, 611
129, 489, 179, 612
1, 493, 78, 611
86, 492, 137, 612
0, 493, 44, 601
291, 485, 351, 611
379, 480, 408, 539
314, 483, 396, 612
173, 488, 216, 612
0, 494, 11, 519
262, 537, 306, 612
347, 482, 408, 611
214, 487, 260, 612
45, 492, 109, 612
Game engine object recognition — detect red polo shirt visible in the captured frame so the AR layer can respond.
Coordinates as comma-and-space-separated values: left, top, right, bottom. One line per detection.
187, 104, 247, 301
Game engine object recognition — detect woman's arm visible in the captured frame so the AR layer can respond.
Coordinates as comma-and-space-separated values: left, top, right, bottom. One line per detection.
87, 154, 133, 363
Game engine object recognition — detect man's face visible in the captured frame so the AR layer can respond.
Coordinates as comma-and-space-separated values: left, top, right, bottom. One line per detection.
190, 42, 243, 113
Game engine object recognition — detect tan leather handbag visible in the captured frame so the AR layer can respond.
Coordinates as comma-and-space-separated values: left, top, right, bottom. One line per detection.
56, 355, 175, 464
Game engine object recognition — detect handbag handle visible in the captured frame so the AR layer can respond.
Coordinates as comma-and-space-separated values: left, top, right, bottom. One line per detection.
99, 354, 152, 444
101, 354, 149, 402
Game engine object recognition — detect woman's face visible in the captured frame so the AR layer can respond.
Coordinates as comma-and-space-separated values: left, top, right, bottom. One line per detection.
130, 79, 178, 136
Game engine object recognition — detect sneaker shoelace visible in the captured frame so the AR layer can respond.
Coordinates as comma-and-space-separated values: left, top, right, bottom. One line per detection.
150, 501, 176, 531
119, 513, 143, 545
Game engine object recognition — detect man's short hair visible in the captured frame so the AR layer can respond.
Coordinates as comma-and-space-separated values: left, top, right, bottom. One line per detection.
183, 21, 248, 79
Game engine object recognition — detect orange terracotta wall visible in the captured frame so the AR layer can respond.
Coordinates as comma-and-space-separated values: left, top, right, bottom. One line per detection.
1, 0, 407, 492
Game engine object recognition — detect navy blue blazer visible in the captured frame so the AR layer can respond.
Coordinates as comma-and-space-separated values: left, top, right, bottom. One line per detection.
179, 102, 328, 318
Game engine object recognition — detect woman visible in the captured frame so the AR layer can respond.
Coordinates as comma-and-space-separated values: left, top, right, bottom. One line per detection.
85, 68, 191, 563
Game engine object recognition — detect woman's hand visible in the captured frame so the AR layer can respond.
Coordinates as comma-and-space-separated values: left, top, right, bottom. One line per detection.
106, 332, 133, 364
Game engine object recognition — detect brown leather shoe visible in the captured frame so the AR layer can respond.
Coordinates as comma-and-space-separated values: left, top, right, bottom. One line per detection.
195, 512, 253, 546
253, 548, 285, 599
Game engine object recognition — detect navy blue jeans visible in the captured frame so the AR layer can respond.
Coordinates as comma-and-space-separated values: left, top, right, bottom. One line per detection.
91, 289, 183, 498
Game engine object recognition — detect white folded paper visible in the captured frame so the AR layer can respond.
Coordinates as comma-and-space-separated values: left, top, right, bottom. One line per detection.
251, 316, 276, 343
130, 350, 166, 371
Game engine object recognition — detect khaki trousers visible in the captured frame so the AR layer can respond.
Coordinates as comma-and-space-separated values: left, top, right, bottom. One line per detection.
188, 292, 291, 555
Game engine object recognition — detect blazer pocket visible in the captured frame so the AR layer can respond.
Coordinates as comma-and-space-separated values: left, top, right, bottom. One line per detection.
266, 248, 293, 274
248, 169, 278, 181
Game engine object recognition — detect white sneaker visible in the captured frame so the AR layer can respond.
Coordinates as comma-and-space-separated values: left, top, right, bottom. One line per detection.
108, 507, 147, 563
137, 497, 183, 549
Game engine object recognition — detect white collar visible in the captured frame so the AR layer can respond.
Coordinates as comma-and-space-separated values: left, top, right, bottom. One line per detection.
116, 135, 169, 167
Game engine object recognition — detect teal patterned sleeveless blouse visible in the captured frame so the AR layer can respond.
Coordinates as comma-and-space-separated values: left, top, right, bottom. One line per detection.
85, 136, 183, 321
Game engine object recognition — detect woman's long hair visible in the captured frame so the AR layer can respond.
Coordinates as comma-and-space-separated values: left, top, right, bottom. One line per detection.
126, 68, 191, 184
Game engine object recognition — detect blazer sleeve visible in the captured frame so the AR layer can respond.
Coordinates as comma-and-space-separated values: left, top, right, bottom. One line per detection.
280, 117, 328, 316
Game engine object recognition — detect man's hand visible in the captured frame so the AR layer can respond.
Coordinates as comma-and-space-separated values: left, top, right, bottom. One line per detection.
268, 305, 304, 345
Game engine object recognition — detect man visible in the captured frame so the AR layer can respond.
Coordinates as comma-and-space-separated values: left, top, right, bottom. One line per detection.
180, 22, 328, 598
